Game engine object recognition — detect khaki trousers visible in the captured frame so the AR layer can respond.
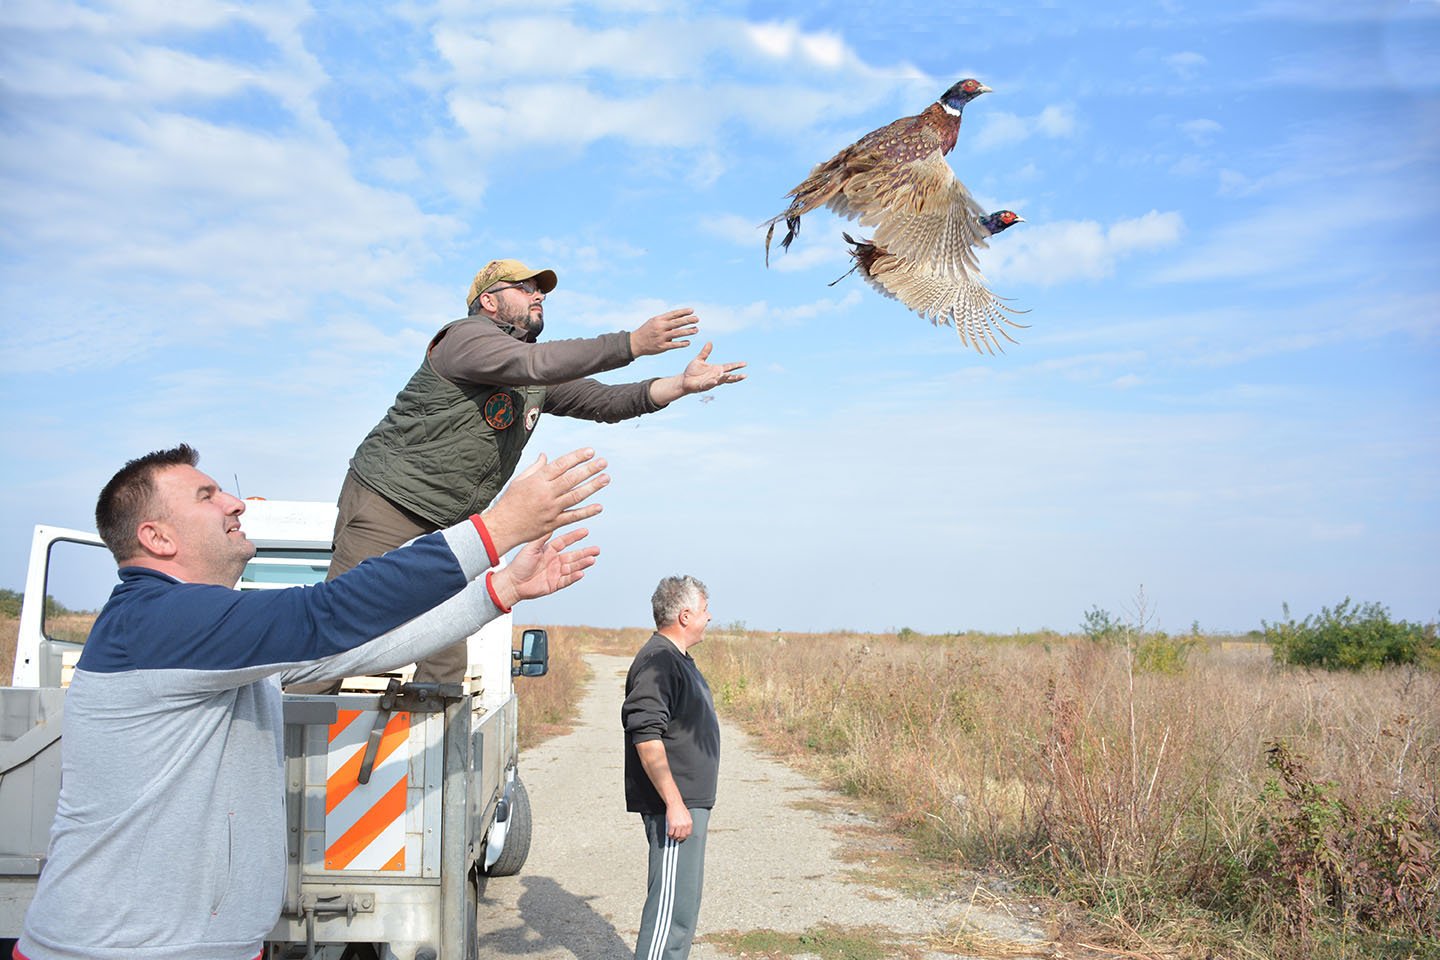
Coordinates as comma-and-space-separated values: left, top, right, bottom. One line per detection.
284, 471, 470, 694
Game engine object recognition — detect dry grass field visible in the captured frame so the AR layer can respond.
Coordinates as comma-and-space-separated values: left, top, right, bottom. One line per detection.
1, 615, 18, 684
2, 611, 108, 683
524, 623, 1438, 960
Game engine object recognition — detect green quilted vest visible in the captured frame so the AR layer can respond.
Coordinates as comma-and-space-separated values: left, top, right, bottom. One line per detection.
349, 323, 548, 527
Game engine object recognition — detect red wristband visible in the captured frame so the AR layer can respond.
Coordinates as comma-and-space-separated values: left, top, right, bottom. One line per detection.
470, 514, 500, 567
485, 570, 512, 613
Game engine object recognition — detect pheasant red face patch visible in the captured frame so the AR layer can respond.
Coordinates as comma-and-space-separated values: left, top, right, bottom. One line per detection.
484, 392, 516, 429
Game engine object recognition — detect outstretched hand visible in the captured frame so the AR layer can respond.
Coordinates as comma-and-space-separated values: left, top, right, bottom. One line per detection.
630, 308, 699, 357
482, 448, 608, 556
679, 342, 747, 395
489, 528, 600, 609
646, 342, 747, 406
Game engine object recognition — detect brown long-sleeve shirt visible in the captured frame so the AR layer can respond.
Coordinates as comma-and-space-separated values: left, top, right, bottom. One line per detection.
429, 317, 664, 423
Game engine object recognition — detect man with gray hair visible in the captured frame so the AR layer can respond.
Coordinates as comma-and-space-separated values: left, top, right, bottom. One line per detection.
621, 575, 721, 960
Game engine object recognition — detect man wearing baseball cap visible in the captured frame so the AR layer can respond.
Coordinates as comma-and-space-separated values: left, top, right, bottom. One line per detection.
289, 259, 745, 692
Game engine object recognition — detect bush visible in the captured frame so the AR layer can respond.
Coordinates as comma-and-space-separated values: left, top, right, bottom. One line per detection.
1248, 740, 1438, 946
1080, 605, 1125, 646
1081, 605, 1197, 673
0, 589, 77, 619
1264, 598, 1435, 670
1134, 631, 1199, 674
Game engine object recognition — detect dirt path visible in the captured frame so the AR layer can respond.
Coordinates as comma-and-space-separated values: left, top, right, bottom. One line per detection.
473, 653, 1047, 959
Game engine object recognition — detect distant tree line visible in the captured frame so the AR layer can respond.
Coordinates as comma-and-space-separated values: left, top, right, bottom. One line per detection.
0, 588, 80, 619
1080, 596, 1439, 671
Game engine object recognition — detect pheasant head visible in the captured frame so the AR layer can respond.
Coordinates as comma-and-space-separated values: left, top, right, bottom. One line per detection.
978, 210, 1025, 236
938, 78, 992, 116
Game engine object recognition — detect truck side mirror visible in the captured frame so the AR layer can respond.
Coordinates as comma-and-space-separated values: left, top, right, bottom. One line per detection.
511, 628, 549, 678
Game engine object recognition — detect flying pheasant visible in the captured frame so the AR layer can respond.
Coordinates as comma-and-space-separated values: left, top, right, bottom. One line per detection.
837, 211, 1027, 354
763, 78, 992, 279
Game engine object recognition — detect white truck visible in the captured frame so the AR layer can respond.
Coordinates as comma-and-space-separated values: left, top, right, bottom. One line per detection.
0, 501, 546, 960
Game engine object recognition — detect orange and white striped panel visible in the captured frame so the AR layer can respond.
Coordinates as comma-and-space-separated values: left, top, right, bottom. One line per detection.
324, 709, 410, 871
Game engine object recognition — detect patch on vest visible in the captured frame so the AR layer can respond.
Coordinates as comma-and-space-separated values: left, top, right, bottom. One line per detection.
484, 392, 516, 430
524, 405, 540, 431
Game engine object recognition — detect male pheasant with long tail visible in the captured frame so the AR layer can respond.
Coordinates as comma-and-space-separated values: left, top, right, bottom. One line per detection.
763, 78, 992, 279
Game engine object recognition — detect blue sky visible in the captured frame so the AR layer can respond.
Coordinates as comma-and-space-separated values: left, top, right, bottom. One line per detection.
2, 0, 1437, 635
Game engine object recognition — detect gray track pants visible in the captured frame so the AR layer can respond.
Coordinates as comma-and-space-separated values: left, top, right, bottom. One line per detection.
634, 807, 710, 960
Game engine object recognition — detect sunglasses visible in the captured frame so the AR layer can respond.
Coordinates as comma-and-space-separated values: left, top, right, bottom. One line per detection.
488, 278, 544, 296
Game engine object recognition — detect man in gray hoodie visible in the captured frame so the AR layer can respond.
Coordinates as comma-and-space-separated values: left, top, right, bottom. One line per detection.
16, 442, 605, 960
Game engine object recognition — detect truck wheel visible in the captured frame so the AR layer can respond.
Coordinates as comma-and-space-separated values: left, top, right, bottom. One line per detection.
486, 777, 531, 876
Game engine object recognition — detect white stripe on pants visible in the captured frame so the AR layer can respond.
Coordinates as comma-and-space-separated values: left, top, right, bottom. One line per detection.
634, 808, 709, 960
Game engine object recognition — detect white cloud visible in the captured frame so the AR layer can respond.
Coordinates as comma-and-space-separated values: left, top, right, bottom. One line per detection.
450, 83, 710, 148
1180, 118, 1222, 145
768, 239, 850, 274
1011, 161, 1041, 181
551, 288, 861, 335
973, 112, 1029, 149
372, 155, 424, 182
1035, 105, 1077, 138
536, 235, 647, 273
985, 211, 1185, 286
1165, 51, 1207, 77
700, 213, 768, 247
429, 15, 929, 154
0, 0, 461, 371
434, 18, 704, 82
1217, 168, 1250, 193
973, 104, 1078, 150
746, 21, 852, 69
1152, 192, 1415, 285
1310, 522, 1366, 541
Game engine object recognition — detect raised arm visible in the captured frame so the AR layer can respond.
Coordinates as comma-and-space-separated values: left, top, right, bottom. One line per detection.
283, 527, 599, 686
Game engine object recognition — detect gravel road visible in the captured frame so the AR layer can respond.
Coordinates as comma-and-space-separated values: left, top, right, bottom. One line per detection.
473, 653, 1047, 959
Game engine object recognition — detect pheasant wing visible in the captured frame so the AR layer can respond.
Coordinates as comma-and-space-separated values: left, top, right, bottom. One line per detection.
834, 150, 990, 281
860, 250, 1028, 354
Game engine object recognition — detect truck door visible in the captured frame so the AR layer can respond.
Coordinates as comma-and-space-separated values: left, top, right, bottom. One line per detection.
11, 526, 111, 689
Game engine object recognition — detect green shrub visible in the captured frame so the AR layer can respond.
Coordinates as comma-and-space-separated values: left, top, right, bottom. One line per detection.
1080, 605, 1125, 646
1080, 606, 1196, 673
1248, 740, 1438, 945
0, 589, 77, 619
1264, 598, 1434, 670
1134, 631, 1199, 674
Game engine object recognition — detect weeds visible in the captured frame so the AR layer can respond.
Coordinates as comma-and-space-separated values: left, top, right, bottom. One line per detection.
704, 924, 896, 960
1247, 740, 1438, 951
513, 623, 591, 747
690, 621, 1440, 958
524, 618, 1440, 957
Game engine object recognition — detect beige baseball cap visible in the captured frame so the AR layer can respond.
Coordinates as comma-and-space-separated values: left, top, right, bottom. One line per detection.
467, 259, 559, 307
